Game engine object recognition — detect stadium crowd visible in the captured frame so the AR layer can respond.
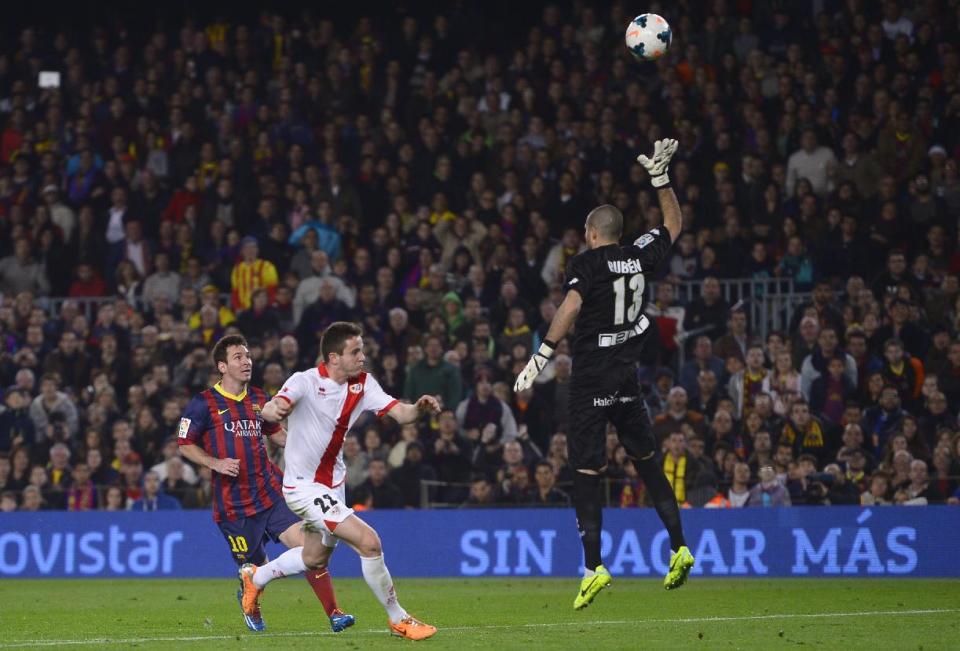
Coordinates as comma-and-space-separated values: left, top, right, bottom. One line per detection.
1, 0, 960, 513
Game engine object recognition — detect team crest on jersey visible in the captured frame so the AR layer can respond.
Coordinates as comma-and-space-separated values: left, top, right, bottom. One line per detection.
178, 418, 191, 439
252, 403, 261, 412
318, 386, 326, 395
349, 383, 363, 394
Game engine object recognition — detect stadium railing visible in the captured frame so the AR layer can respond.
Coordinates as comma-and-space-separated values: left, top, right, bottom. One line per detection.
648, 277, 808, 343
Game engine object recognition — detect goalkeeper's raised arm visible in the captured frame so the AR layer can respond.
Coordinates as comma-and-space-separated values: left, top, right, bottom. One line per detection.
637, 138, 682, 245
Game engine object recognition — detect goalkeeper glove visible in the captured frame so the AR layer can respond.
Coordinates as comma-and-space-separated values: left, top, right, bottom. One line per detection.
637, 138, 679, 188
514, 340, 556, 392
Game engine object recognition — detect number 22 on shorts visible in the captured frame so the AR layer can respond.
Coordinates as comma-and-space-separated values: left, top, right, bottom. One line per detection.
314, 493, 340, 514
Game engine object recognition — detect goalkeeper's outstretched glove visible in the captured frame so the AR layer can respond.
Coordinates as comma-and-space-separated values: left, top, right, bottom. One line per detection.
514, 341, 555, 392
637, 138, 678, 188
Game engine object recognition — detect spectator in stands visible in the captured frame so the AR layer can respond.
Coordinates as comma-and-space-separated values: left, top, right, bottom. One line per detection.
0, 491, 16, 512
67, 263, 107, 299
786, 129, 837, 198
351, 457, 404, 510
530, 461, 569, 506
822, 463, 860, 505
764, 351, 802, 417
714, 309, 749, 365
66, 462, 96, 511
861, 474, 892, 506
101, 485, 125, 511
235, 288, 281, 342
42, 331, 90, 395
141, 252, 182, 308
747, 465, 791, 507
430, 409, 472, 504
682, 277, 728, 347
341, 434, 369, 491
691, 370, 721, 421
800, 327, 858, 400
679, 336, 725, 396
0, 389, 34, 451
782, 400, 832, 464
722, 462, 753, 508
0, 239, 50, 296
20, 484, 43, 511
130, 470, 180, 511
662, 432, 710, 507
230, 236, 278, 311
462, 475, 495, 508
292, 250, 354, 323
652, 387, 707, 443
809, 355, 857, 427
775, 236, 816, 292
878, 338, 925, 411
876, 300, 930, 361
639, 365, 672, 418
29, 374, 79, 445
872, 252, 920, 303
727, 344, 768, 419
390, 441, 437, 508
896, 460, 936, 505
523, 353, 571, 450
928, 447, 958, 503
405, 335, 462, 410
496, 464, 534, 505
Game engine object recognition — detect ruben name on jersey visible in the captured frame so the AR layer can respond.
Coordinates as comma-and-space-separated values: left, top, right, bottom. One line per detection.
564, 227, 673, 366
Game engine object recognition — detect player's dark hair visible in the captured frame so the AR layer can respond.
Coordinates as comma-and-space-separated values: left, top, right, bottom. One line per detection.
212, 334, 249, 370
585, 204, 623, 240
321, 322, 363, 361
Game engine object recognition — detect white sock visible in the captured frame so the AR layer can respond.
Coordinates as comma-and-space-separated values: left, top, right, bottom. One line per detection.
253, 547, 306, 588
583, 568, 596, 579
360, 554, 408, 623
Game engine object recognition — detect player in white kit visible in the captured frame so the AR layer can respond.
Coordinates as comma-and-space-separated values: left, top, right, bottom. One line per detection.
239, 322, 440, 641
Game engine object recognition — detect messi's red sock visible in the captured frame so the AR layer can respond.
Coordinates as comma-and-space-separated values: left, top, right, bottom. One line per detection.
305, 569, 338, 616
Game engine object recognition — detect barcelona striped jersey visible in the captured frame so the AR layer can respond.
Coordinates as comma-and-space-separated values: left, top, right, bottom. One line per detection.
178, 383, 283, 522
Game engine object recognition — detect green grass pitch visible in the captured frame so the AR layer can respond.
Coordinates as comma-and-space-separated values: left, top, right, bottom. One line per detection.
1, 578, 957, 649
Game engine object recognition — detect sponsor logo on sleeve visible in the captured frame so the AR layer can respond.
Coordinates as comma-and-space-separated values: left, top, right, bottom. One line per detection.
636, 233, 655, 248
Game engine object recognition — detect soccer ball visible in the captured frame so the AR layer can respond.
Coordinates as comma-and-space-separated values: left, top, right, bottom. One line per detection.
625, 13, 672, 61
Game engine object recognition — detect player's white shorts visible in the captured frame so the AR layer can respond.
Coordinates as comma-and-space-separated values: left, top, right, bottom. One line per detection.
283, 482, 353, 547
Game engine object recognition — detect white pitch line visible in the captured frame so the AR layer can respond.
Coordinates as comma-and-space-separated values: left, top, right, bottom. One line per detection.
0, 608, 955, 648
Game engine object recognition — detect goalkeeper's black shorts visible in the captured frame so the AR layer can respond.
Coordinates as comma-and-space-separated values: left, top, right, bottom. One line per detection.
567, 362, 657, 471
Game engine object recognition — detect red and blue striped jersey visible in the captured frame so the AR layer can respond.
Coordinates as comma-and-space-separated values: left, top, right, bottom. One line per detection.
177, 383, 284, 522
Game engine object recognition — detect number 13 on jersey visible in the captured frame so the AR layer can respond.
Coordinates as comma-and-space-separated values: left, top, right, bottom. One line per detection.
612, 273, 645, 325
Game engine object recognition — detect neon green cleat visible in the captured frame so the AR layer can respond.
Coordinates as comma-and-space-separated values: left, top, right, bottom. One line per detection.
573, 565, 612, 610
663, 546, 695, 590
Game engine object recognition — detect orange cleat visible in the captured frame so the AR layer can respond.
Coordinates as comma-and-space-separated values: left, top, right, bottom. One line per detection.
238, 563, 262, 616
389, 615, 437, 641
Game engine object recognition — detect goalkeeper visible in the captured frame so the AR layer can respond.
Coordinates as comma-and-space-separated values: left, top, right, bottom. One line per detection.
515, 139, 694, 609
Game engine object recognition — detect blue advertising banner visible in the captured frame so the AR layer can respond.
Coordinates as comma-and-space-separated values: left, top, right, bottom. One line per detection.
1, 506, 957, 579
